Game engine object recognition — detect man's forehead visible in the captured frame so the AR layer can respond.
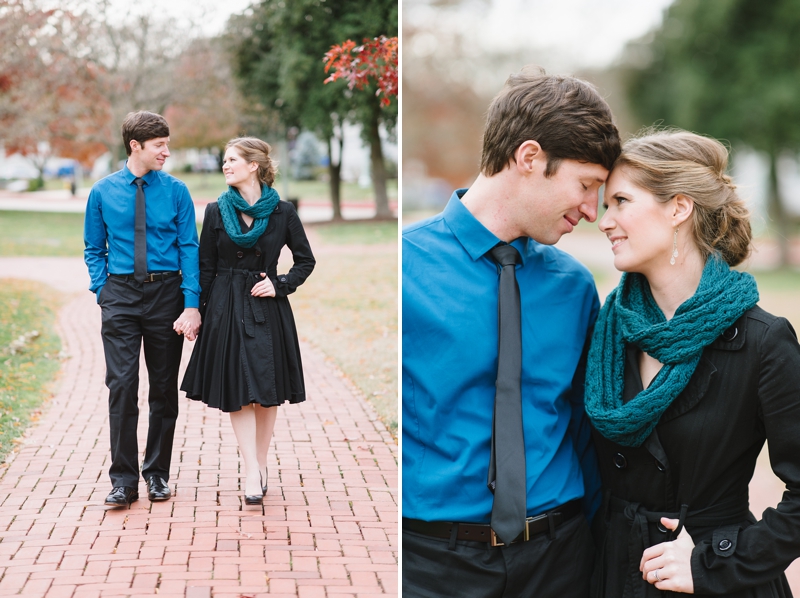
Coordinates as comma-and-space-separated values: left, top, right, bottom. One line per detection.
573, 160, 609, 181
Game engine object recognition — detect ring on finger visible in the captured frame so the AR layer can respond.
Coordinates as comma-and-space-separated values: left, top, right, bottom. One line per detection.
654, 570, 661, 582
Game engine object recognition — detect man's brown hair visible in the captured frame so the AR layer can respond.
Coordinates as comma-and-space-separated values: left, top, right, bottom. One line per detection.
121, 111, 170, 156
480, 67, 621, 177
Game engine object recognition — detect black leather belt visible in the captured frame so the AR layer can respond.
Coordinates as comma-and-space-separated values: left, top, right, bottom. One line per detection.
403, 499, 582, 547
109, 271, 180, 283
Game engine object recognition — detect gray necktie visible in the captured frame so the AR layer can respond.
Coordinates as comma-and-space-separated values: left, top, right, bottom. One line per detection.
133, 177, 147, 283
487, 244, 527, 545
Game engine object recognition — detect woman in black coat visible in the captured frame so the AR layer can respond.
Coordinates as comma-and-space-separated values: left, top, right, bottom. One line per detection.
586, 129, 800, 596
181, 137, 315, 505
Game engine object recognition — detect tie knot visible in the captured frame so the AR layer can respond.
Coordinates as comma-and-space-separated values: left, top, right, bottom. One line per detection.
490, 244, 520, 268
133, 177, 145, 188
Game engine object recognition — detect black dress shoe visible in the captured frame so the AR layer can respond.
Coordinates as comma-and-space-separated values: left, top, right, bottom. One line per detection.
244, 493, 263, 505
105, 486, 138, 507
146, 475, 172, 501
262, 467, 268, 496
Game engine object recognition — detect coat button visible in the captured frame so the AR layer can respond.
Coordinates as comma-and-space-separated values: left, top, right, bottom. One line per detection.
657, 521, 668, 533
655, 460, 666, 472
613, 453, 627, 469
236, 251, 243, 258
255, 250, 262, 257
718, 539, 732, 551
722, 326, 738, 341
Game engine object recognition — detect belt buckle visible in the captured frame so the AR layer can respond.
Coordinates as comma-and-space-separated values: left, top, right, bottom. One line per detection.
524, 513, 546, 540
490, 530, 504, 547
490, 515, 541, 546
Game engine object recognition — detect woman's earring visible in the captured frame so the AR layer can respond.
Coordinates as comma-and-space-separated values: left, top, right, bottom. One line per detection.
670, 227, 679, 265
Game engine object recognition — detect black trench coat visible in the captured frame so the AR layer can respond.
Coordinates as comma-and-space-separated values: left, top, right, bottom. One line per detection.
591, 306, 800, 597
181, 200, 315, 411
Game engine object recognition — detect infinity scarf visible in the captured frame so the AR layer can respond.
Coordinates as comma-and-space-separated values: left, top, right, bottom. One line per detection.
217, 184, 280, 248
585, 254, 759, 447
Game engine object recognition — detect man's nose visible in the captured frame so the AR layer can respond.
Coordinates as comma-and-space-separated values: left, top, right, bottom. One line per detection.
581, 197, 598, 223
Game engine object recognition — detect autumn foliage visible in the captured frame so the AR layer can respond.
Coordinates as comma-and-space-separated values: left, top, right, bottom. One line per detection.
323, 36, 398, 107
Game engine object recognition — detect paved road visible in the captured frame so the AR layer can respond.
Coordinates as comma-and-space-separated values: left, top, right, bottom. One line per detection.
0, 258, 398, 597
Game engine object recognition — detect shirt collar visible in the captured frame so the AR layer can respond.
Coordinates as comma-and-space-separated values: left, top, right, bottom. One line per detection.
444, 189, 529, 265
123, 162, 159, 187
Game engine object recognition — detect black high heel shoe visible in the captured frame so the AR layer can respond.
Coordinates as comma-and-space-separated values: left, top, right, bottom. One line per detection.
244, 473, 264, 505
262, 466, 268, 496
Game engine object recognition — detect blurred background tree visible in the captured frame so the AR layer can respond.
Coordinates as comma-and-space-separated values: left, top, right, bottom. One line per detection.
403, 0, 800, 270
0, 0, 107, 187
623, 0, 800, 267
0, 0, 397, 221
227, 0, 397, 220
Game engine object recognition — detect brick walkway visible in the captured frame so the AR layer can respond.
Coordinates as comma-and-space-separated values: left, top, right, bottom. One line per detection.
0, 261, 398, 597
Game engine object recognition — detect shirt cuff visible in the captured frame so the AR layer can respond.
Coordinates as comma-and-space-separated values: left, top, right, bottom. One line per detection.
183, 291, 200, 309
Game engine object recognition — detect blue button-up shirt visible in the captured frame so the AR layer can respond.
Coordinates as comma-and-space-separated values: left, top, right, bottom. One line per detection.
403, 190, 601, 523
84, 164, 200, 307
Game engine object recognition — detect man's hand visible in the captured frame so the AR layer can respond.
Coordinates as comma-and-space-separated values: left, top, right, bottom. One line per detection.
251, 272, 276, 297
173, 308, 201, 341
640, 517, 695, 593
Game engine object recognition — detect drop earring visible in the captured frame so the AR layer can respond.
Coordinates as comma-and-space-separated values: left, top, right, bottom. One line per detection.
670, 227, 679, 265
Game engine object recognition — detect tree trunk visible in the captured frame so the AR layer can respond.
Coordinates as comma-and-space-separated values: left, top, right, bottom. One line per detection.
767, 150, 790, 268
367, 101, 392, 219
327, 135, 343, 221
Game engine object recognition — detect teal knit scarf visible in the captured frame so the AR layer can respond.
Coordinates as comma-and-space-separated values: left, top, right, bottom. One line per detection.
585, 254, 759, 447
217, 184, 280, 248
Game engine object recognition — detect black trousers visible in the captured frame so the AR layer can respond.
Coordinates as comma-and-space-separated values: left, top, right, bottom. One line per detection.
403, 512, 594, 598
99, 275, 184, 488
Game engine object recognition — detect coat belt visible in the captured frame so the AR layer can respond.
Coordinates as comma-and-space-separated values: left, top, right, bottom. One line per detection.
223, 268, 267, 338
606, 494, 750, 598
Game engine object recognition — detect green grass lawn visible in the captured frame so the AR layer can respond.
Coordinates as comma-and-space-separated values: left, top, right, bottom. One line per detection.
0, 280, 62, 462
310, 221, 398, 245
0, 211, 85, 256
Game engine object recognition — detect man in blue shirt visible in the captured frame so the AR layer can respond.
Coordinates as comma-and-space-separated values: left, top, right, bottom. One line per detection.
402, 69, 621, 596
84, 111, 200, 507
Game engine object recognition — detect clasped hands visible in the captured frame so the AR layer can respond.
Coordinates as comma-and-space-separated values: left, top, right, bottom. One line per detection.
640, 517, 695, 593
173, 308, 201, 341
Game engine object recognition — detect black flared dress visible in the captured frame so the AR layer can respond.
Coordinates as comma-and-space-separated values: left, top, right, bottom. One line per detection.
181, 200, 315, 411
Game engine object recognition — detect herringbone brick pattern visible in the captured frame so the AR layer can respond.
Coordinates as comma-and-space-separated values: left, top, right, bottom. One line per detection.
0, 291, 397, 597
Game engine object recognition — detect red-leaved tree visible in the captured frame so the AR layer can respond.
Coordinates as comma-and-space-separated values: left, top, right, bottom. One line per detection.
323, 36, 398, 219
323, 36, 398, 107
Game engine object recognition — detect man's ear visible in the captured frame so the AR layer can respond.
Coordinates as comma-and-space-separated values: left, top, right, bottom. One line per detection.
672, 193, 694, 227
513, 140, 544, 175
129, 139, 141, 154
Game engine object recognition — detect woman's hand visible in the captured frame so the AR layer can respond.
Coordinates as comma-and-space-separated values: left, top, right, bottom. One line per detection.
173, 308, 201, 341
251, 272, 276, 297
640, 517, 695, 593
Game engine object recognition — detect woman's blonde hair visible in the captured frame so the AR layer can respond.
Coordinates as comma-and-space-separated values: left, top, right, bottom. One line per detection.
225, 137, 278, 187
615, 128, 752, 266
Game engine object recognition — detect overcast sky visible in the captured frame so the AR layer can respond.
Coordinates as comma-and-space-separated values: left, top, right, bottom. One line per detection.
404, 0, 675, 70
88, 0, 253, 36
